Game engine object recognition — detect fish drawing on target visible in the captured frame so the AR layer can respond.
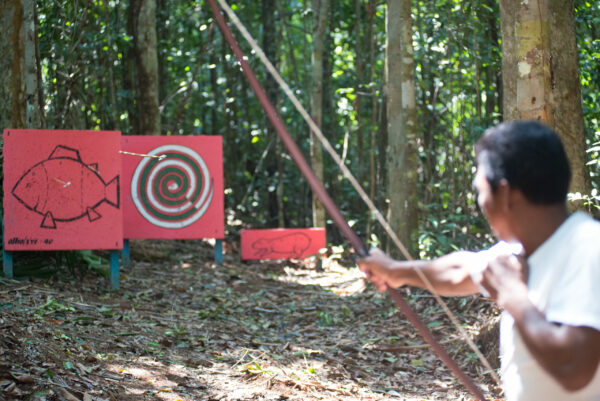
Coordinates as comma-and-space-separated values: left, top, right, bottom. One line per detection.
130, 144, 214, 229
11, 145, 120, 229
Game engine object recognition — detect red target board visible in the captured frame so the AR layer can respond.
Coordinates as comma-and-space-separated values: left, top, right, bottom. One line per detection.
121, 136, 224, 239
241, 228, 326, 260
3, 129, 123, 251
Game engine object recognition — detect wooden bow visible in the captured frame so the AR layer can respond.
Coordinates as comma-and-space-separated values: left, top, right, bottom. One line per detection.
206, 1, 488, 399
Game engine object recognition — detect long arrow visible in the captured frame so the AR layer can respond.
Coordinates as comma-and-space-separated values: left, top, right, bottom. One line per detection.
206, 1, 487, 399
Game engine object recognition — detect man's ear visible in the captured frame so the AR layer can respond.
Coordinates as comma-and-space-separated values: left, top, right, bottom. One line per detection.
498, 178, 526, 210
496, 178, 511, 211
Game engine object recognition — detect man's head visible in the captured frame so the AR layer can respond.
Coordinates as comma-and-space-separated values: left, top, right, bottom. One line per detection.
475, 121, 571, 205
473, 121, 571, 241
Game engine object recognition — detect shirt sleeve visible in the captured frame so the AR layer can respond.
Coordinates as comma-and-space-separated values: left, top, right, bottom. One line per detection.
544, 243, 600, 331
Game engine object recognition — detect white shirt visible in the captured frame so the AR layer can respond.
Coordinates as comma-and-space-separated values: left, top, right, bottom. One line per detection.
475, 212, 600, 401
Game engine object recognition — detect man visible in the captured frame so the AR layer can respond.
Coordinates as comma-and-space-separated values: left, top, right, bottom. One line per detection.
358, 121, 600, 401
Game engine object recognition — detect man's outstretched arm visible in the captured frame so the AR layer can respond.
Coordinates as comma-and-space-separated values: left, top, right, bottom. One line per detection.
358, 249, 482, 296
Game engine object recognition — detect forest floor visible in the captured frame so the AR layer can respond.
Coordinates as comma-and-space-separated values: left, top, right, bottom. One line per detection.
1, 239, 503, 401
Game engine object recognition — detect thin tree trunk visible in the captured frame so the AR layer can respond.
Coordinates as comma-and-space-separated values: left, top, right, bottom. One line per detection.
386, 0, 419, 257
366, 0, 377, 241
378, 91, 388, 222
472, 5, 482, 123
415, 0, 436, 205
279, 5, 302, 98
102, 2, 117, 130
310, 0, 329, 229
209, 38, 218, 136
275, 0, 286, 227
222, 37, 232, 189
354, 0, 364, 191
125, 0, 138, 133
261, 0, 283, 227
132, 0, 161, 135
34, 4, 45, 127
156, 0, 167, 108
23, 0, 41, 129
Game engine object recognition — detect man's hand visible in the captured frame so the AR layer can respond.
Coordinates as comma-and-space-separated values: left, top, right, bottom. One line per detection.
357, 248, 404, 292
480, 254, 529, 310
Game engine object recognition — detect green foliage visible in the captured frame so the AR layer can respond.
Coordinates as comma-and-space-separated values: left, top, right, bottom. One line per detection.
3, 0, 596, 263
568, 140, 600, 212
411, 0, 501, 254
576, 0, 600, 200
55, 250, 109, 278
317, 310, 335, 326
36, 298, 75, 316
576, 0, 600, 131
164, 323, 188, 338
239, 361, 275, 376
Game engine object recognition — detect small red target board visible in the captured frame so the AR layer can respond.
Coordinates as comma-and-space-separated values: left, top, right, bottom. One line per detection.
121, 136, 224, 239
3, 129, 123, 251
241, 228, 326, 260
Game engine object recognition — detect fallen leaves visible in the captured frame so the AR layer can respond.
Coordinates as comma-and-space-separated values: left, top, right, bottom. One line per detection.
0, 239, 502, 400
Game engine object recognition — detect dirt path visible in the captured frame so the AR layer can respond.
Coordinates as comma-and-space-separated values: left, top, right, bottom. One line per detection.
0, 240, 502, 400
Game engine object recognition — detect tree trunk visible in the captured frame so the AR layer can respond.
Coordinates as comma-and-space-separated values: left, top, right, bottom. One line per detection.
275, 1, 287, 228
0, 0, 42, 132
209, 35, 218, 136
23, 0, 41, 129
366, 0, 377, 240
415, 0, 436, 205
354, 0, 364, 190
386, 0, 419, 257
0, 0, 26, 131
500, 0, 590, 204
103, 2, 117, 130
310, 0, 328, 229
472, 5, 482, 123
261, 0, 284, 227
131, 0, 161, 135
125, 1, 138, 133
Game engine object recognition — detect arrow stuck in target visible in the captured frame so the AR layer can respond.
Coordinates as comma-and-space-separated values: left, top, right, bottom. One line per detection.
120, 150, 167, 161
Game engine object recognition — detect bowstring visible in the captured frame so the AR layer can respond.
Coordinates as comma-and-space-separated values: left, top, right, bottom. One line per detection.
215, 0, 501, 387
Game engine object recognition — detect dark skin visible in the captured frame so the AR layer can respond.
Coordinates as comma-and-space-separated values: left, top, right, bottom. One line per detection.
358, 164, 600, 392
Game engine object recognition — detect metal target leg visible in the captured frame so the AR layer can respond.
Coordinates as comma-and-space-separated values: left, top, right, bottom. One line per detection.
215, 239, 223, 265
2, 219, 13, 279
122, 239, 131, 269
3, 251, 13, 279
110, 250, 120, 291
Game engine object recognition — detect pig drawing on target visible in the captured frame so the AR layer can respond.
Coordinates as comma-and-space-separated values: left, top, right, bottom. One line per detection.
252, 232, 311, 259
11, 145, 120, 229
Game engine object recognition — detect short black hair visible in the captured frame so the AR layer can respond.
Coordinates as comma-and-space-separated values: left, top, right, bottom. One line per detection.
475, 121, 571, 204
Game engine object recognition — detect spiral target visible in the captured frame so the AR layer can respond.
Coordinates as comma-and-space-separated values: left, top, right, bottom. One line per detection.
131, 145, 214, 228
